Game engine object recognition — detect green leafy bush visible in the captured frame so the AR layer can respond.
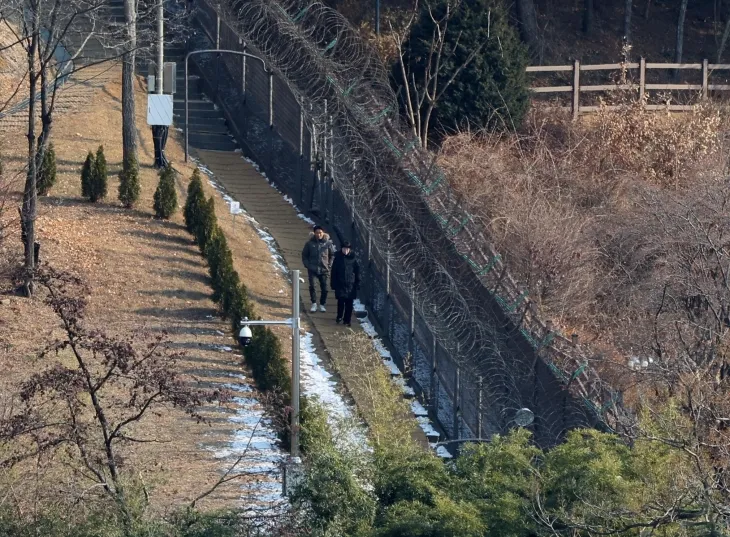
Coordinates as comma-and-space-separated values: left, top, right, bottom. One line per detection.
118, 156, 141, 208
153, 164, 178, 219
37, 143, 57, 196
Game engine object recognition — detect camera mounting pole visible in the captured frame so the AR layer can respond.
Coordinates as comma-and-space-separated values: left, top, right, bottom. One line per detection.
239, 269, 301, 458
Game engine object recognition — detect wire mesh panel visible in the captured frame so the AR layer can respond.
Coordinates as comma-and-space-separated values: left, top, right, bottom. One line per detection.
186, 0, 619, 449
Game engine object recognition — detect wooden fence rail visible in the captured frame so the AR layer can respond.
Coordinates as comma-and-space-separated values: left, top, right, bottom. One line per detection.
528, 59, 730, 119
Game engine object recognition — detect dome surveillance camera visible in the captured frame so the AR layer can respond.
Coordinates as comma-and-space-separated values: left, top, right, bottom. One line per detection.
238, 325, 253, 347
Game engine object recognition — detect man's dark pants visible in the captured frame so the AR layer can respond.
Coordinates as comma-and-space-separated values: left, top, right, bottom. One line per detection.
308, 270, 328, 305
337, 298, 354, 324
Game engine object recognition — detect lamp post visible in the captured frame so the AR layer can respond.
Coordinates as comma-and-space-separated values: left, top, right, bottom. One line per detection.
239, 269, 301, 457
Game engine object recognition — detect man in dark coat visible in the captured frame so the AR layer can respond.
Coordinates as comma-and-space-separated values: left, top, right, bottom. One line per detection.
301, 225, 336, 312
330, 241, 360, 326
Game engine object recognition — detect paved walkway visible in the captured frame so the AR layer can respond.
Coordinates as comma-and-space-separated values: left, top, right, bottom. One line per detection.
195, 149, 428, 446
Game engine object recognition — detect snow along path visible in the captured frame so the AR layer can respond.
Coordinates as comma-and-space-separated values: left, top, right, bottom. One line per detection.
206, 152, 444, 458
193, 157, 368, 498
353, 300, 451, 458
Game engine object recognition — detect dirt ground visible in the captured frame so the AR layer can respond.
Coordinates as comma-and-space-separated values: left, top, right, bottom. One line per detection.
0, 63, 294, 512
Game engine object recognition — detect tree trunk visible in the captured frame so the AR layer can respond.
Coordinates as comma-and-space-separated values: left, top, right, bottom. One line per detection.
675, 0, 690, 65
644, 0, 651, 19
624, 0, 633, 44
36, 41, 52, 179
122, 0, 138, 169
717, 8, 730, 61
22, 5, 41, 295
583, 0, 594, 34
517, 0, 541, 60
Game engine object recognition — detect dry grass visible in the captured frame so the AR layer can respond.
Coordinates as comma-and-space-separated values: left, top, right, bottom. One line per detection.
0, 63, 295, 513
440, 99, 730, 385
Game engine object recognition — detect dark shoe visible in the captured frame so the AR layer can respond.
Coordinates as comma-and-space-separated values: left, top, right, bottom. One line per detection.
336, 317, 342, 324
344, 322, 351, 327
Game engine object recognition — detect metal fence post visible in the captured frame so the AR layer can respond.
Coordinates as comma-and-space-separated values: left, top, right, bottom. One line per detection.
430, 333, 438, 414
215, 14, 221, 96
453, 364, 461, 440
386, 230, 392, 337
702, 58, 709, 100
242, 42, 247, 138
409, 269, 416, 361
299, 105, 304, 207
572, 59, 580, 121
477, 375, 483, 439
269, 72, 274, 173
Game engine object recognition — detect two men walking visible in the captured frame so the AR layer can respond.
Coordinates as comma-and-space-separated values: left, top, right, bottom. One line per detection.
301, 226, 360, 326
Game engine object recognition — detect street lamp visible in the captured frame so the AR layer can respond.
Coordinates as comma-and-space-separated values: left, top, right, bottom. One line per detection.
239, 269, 302, 457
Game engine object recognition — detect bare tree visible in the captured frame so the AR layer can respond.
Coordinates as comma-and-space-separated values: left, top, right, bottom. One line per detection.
0, 269, 230, 529
392, 0, 487, 149
1, 0, 112, 295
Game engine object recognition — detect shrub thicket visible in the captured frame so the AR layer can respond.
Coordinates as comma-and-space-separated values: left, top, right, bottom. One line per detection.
80, 151, 94, 199
37, 143, 57, 196
153, 164, 178, 219
182, 183, 291, 408
118, 156, 141, 208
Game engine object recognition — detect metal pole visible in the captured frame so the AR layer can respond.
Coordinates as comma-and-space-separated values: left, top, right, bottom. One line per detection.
477, 375, 483, 439
184, 55, 189, 162
157, 0, 164, 95
299, 106, 304, 206
291, 270, 301, 457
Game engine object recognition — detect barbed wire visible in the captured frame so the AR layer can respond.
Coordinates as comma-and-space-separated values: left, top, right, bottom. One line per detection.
207, 0, 630, 442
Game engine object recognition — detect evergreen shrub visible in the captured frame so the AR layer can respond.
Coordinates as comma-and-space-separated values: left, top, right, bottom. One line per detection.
37, 143, 57, 196
118, 156, 141, 208
153, 164, 177, 218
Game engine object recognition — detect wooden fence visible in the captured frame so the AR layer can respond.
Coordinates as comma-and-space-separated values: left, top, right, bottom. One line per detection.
528, 59, 730, 119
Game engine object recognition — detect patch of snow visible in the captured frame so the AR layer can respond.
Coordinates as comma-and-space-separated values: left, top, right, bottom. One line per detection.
206, 373, 287, 511
419, 417, 439, 438
435, 445, 453, 459
411, 400, 429, 417
299, 332, 368, 450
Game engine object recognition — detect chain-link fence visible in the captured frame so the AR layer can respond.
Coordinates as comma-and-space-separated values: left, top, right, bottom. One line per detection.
186, 0, 609, 449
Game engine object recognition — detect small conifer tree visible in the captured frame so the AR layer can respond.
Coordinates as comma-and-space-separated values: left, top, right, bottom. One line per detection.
195, 197, 218, 254
206, 228, 233, 300
88, 145, 108, 202
118, 156, 141, 208
81, 151, 95, 199
184, 168, 206, 236
153, 164, 178, 219
37, 143, 57, 196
